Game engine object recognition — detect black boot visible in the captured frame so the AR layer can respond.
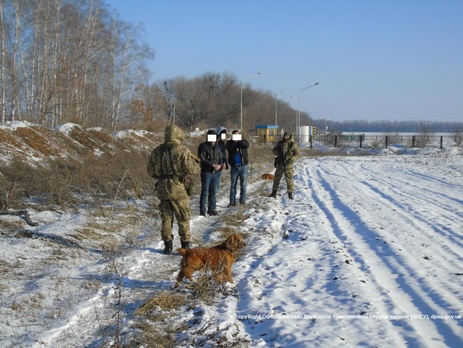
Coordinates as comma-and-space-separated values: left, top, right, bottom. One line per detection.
288, 192, 293, 200
163, 240, 173, 255
181, 240, 190, 249
269, 190, 277, 198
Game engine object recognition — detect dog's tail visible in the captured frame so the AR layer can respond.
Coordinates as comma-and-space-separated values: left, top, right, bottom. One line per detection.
177, 248, 187, 256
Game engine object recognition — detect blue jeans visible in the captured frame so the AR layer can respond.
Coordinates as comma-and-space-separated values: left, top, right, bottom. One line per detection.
216, 169, 223, 192
200, 171, 217, 214
230, 165, 248, 205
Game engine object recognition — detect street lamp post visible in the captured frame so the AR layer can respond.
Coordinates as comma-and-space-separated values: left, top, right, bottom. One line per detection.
324, 118, 329, 143
297, 82, 319, 144
240, 72, 263, 130
275, 92, 282, 126
288, 96, 297, 136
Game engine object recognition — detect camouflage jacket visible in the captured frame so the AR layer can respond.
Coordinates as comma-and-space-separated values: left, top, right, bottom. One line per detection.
147, 125, 199, 200
273, 132, 299, 167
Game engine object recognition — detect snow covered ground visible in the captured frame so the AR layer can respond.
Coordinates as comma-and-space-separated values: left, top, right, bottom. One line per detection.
1, 147, 462, 347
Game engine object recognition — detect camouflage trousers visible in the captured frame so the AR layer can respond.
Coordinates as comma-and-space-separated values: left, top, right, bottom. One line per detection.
159, 199, 191, 242
272, 165, 295, 193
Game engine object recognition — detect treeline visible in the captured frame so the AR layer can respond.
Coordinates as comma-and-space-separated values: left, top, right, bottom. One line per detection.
0, 0, 305, 132
313, 119, 463, 133
131, 73, 299, 132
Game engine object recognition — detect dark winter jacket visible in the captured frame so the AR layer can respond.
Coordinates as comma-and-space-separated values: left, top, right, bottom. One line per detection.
216, 127, 229, 170
198, 141, 226, 172
226, 138, 250, 167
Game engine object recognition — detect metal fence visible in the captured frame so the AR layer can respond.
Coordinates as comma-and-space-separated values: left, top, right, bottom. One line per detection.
312, 133, 461, 149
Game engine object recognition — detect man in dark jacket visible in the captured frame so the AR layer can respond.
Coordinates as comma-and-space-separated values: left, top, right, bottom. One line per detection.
269, 131, 299, 199
147, 125, 199, 254
198, 129, 226, 216
226, 129, 250, 206
215, 126, 228, 191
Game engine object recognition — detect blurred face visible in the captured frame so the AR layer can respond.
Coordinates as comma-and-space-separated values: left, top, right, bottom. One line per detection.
207, 134, 217, 143
232, 133, 242, 141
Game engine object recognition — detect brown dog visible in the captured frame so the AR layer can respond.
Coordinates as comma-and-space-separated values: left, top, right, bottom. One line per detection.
174, 234, 246, 288
262, 173, 275, 180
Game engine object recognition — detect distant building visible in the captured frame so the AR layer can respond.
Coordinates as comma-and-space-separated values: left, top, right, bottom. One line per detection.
255, 125, 278, 142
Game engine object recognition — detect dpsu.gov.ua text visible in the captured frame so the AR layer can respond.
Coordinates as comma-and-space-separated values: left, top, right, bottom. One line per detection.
237, 313, 462, 321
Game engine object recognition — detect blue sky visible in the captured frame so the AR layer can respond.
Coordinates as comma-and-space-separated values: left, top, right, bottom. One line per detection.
109, 0, 463, 122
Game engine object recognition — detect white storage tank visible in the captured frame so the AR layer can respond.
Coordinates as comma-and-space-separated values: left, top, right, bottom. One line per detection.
300, 126, 310, 144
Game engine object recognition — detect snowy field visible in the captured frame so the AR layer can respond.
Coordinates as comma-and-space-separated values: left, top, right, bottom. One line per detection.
1, 147, 462, 347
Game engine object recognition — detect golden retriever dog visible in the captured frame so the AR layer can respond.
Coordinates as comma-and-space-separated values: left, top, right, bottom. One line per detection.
174, 234, 246, 288
261, 173, 275, 180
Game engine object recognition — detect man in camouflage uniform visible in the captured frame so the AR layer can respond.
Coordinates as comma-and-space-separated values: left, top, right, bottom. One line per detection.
147, 125, 198, 254
269, 131, 299, 199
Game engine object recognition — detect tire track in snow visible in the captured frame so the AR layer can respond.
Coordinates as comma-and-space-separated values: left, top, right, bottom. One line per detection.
352, 161, 463, 301
317, 160, 463, 271
291, 164, 410, 346
300, 163, 419, 346
359, 161, 463, 243
303, 158, 463, 347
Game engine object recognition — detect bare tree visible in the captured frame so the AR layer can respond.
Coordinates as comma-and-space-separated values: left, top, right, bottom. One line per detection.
0, 0, 31, 122
416, 122, 433, 147
452, 124, 462, 146
129, 83, 168, 131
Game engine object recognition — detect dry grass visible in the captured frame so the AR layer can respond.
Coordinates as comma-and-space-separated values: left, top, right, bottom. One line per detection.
0, 124, 159, 211
0, 219, 24, 232
0, 259, 11, 275
12, 124, 64, 157
212, 225, 239, 238
188, 266, 227, 305
136, 291, 186, 315
131, 322, 181, 348
133, 293, 192, 347
0, 150, 155, 210
219, 210, 247, 226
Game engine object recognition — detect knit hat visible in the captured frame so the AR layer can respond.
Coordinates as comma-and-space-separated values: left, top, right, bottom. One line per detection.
207, 129, 217, 142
